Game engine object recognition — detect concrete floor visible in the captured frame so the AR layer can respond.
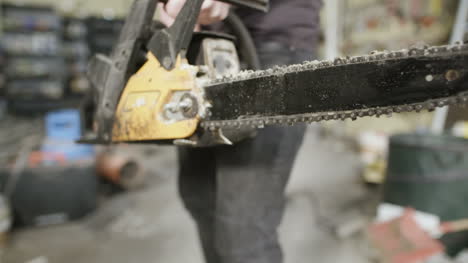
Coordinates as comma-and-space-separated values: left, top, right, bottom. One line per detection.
4, 127, 378, 263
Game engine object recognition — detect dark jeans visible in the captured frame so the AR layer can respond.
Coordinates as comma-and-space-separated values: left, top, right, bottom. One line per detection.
178, 42, 313, 263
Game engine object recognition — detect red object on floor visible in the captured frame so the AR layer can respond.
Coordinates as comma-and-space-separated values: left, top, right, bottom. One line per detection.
368, 209, 444, 263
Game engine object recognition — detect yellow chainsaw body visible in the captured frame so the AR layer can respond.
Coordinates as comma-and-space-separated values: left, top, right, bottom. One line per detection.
111, 53, 200, 142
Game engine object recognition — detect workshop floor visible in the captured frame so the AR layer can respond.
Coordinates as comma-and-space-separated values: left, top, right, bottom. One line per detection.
4, 126, 378, 263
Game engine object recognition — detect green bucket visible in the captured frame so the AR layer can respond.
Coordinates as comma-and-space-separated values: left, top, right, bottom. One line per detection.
383, 133, 468, 256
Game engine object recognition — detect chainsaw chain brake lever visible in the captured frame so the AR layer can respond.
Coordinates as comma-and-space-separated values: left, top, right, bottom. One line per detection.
147, 0, 205, 70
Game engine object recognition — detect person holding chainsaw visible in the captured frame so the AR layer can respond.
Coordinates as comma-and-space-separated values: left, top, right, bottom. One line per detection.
159, 1, 322, 263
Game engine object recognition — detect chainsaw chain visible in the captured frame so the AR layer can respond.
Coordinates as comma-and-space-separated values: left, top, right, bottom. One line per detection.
200, 43, 468, 130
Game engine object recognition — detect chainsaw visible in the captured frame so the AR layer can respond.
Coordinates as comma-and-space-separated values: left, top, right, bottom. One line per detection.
80, 0, 468, 146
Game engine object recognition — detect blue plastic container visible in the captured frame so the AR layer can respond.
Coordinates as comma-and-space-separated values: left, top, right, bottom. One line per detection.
45, 109, 82, 140
41, 109, 94, 162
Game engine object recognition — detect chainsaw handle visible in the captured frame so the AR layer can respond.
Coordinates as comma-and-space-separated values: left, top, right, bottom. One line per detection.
158, 0, 268, 11
148, 0, 204, 70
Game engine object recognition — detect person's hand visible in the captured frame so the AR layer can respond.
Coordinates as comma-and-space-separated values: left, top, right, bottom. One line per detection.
198, 0, 230, 25
158, 0, 230, 28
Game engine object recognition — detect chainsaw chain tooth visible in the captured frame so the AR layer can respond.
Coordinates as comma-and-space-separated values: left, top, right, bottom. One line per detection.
376, 109, 383, 117
415, 104, 423, 112
426, 102, 436, 111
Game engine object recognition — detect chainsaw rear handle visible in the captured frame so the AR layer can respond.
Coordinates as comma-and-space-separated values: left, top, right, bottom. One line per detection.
149, 0, 268, 71
158, 0, 269, 11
